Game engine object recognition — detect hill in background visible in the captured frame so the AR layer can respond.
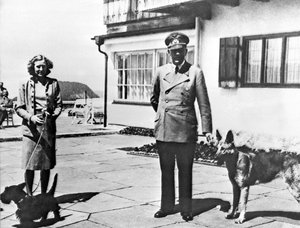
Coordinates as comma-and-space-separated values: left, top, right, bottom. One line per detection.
94, 90, 104, 98
59, 81, 99, 101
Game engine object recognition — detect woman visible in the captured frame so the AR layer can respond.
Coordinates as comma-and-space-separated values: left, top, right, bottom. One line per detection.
16, 55, 62, 196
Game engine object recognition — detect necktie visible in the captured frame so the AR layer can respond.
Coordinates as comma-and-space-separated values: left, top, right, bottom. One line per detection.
175, 66, 179, 74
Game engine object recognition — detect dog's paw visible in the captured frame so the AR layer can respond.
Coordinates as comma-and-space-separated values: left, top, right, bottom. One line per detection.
225, 213, 235, 219
225, 211, 238, 219
234, 216, 246, 224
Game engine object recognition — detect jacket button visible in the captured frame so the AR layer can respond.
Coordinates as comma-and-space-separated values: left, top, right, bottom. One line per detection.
165, 99, 169, 103
166, 91, 169, 94
165, 108, 168, 112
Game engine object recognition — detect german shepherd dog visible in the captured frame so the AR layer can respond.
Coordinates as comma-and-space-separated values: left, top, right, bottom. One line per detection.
215, 130, 300, 224
0, 174, 61, 224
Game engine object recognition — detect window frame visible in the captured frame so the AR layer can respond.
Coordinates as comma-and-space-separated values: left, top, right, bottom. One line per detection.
114, 49, 155, 104
241, 31, 300, 88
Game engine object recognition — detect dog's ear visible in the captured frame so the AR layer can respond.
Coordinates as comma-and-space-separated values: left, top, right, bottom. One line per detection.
216, 129, 222, 141
18, 183, 26, 190
225, 130, 234, 143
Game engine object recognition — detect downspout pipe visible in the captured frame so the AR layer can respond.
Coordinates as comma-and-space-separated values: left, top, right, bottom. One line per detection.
94, 36, 108, 127
195, 17, 203, 67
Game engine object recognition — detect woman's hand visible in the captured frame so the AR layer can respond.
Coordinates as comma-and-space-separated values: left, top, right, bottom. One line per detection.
30, 114, 44, 125
205, 132, 213, 143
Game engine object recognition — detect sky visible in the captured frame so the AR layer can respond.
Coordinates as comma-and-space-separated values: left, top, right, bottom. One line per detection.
0, 0, 106, 98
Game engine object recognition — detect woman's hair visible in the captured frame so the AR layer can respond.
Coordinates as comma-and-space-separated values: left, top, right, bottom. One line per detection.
27, 55, 53, 76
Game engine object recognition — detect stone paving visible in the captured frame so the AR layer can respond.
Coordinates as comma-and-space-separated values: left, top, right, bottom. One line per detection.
0, 114, 300, 227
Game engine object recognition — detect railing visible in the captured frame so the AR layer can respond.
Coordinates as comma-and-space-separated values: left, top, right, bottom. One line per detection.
103, 0, 239, 24
103, 0, 167, 25
138, 0, 195, 11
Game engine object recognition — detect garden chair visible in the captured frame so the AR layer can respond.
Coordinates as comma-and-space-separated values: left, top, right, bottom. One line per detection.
6, 108, 14, 126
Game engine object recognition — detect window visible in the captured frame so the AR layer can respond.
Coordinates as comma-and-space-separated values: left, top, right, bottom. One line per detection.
285, 36, 300, 83
115, 47, 194, 103
219, 32, 300, 88
242, 32, 300, 87
245, 39, 262, 84
116, 51, 153, 102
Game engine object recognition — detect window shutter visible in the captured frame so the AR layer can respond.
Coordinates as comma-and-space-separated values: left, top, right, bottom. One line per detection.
219, 37, 240, 88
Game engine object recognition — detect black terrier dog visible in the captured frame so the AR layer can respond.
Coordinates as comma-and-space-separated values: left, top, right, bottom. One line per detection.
0, 174, 61, 223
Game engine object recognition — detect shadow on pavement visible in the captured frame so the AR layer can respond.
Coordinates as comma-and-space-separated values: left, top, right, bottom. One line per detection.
56, 192, 99, 204
153, 198, 231, 216
12, 215, 69, 228
246, 210, 300, 221
192, 198, 230, 216
11, 193, 99, 228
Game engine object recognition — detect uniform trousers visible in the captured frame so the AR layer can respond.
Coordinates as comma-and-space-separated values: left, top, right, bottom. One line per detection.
157, 141, 196, 214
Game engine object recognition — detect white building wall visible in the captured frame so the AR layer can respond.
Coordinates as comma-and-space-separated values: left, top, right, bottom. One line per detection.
103, 0, 300, 139
201, 0, 300, 137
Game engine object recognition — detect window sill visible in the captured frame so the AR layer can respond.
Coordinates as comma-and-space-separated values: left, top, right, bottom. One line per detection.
112, 99, 151, 106
241, 83, 300, 88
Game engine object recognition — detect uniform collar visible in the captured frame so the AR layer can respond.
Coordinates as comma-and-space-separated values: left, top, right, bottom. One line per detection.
176, 61, 185, 72
163, 61, 191, 83
163, 62, 191, 92
177, 61, 191, 74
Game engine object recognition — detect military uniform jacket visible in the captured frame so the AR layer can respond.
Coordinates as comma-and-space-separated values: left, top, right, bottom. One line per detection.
150, 62, 212, 143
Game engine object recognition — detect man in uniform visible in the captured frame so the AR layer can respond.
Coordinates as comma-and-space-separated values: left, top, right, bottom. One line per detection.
151, 32, 213, 222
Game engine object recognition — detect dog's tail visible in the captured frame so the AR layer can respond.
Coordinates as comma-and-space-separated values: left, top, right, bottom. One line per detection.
48, 173, 58, 196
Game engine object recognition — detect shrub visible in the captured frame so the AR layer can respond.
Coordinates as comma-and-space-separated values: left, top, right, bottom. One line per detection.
119, 126, 154, 137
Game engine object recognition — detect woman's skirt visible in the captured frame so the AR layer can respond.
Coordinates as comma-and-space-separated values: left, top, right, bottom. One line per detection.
22, 123, 56, 170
